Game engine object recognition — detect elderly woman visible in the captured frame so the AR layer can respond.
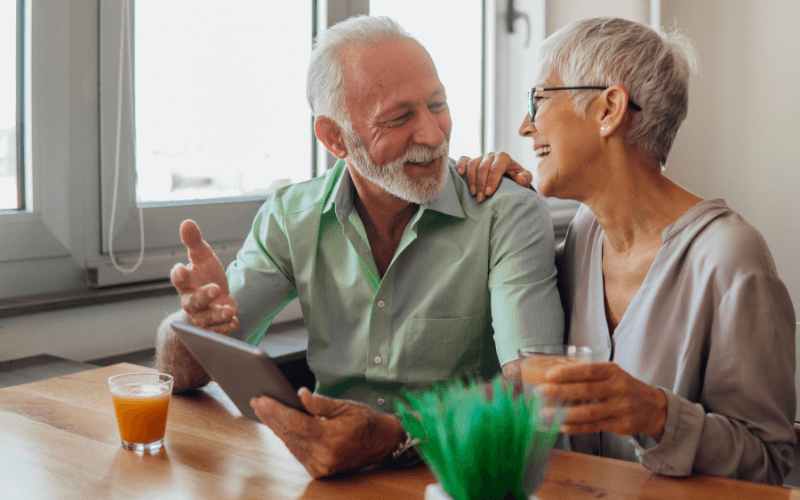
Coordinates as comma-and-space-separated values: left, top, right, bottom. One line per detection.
460, 17, 796, 484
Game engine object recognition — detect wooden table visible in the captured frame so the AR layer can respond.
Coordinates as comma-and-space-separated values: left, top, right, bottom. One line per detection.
0, 363, 797, 499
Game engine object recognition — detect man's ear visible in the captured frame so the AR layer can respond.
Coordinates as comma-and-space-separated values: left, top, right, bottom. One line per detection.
314, 117, 348, 159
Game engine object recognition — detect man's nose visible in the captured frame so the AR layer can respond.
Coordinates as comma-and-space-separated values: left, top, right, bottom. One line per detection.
412, 109, 446, 147
519, 113, 536, 137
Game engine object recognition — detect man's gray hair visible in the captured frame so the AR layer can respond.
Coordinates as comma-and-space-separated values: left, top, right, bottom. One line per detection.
306, 15, 416, 129
539, 17, 698, 168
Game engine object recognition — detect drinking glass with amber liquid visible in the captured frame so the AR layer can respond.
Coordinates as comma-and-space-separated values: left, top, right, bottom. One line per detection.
108, 372, 174, 452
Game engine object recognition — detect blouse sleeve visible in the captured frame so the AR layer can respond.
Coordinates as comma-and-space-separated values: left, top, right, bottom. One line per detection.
634, 269, 796, 484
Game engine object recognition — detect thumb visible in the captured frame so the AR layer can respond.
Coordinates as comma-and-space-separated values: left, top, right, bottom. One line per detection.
180, 219, 215, 265
298, 387, 343, 418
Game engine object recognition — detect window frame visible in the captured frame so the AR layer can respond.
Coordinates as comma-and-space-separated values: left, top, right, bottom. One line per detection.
0, 0, 92, 301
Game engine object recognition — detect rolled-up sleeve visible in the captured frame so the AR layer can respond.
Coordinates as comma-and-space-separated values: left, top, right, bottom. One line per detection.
488, 187, 564, 365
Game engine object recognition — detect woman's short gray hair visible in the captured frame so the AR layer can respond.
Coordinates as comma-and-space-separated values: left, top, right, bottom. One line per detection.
306, 15, 415, 130
539, 17, 698, 167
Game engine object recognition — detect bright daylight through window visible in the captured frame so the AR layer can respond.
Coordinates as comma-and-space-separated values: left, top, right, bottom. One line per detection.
0, 1, 18, 211
133, 1, 312, 205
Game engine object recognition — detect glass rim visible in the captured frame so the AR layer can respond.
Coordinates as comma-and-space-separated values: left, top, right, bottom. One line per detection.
108, 372, 174, 386
518, 345, 593, 357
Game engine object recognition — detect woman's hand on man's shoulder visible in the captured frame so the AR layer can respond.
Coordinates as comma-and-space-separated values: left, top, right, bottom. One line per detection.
455, 152, 533, 202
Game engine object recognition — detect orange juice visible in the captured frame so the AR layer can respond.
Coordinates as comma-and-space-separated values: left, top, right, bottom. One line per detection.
111, 384, 171, 444
520, 355, 583, 386
108, 372, 173, 451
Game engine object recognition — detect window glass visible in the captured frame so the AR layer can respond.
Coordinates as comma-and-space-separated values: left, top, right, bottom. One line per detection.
0, 0, 18, 210
134, 0, 313, 204
369, 0, 484, 159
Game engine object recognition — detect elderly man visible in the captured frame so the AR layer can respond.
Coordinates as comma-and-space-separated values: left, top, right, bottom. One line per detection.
155, 15, 562, 478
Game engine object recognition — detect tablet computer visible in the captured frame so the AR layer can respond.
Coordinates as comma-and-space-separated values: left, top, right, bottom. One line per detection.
171, 321, 309, 421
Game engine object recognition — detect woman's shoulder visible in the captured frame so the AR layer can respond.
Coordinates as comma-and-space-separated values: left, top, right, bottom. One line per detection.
563, 204, 601, 245
673, 200, 781, 279
556, 204, 601, 277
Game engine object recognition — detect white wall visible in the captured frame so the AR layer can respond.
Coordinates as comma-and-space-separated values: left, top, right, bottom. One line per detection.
0, 296, 180, 363
662, 0, 800, 316
0, 297, 302, 363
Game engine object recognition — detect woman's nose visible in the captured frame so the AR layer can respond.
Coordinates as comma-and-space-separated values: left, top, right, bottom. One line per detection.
519, 113, 536, 137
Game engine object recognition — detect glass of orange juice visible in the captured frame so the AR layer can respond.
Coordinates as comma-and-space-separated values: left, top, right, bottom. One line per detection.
519, 345, 593, 388
108, 372, 174, 452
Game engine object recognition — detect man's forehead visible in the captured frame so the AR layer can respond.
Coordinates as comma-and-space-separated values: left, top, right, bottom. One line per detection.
343, 38, 435, 77
341, 38, 443, 106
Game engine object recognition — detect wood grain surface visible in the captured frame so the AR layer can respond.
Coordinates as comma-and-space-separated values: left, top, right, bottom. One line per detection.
0, 363, 797, 499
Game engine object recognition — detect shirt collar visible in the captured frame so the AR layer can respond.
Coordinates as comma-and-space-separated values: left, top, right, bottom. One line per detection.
423, 164, 466, 219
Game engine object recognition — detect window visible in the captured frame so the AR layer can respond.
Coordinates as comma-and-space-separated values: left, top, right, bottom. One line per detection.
0, 0, 20, 211
95, 1, 314, 286
133, 2, 312, 206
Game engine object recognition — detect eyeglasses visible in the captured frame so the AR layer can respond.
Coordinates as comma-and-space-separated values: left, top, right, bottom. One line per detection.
528, 86, 642, 121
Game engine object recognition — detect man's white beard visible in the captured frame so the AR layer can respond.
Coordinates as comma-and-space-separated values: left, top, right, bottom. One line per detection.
345, 131, 449, 205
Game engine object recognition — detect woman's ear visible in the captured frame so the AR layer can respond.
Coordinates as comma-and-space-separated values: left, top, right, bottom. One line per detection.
598, 85, 633, 137
314, 117, 348, 159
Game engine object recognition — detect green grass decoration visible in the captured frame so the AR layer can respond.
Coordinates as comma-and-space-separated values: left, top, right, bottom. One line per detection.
395, 376, 564, 500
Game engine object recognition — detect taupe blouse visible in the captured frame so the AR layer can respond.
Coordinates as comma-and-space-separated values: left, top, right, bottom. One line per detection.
556, 200, 796, 484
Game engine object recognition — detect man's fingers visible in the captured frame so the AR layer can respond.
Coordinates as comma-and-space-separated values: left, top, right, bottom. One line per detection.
180, 219, 215, 265
170, 263, 193, 293
202, 317, 238, 335
298, 387, 347, 419
184, 284, 221, 311
251, 395, 315, 439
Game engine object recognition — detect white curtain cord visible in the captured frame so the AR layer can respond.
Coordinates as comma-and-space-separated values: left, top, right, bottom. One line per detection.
109, 0, 145, 274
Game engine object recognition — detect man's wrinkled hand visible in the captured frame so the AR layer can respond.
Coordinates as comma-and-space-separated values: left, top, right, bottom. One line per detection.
250, 388, 406, 479
537, 362, 668, 441
170, 219, 239, 335
455, 152, 532, 202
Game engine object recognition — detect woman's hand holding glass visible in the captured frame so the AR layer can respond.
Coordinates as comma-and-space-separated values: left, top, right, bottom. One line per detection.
536, 362, 668, 441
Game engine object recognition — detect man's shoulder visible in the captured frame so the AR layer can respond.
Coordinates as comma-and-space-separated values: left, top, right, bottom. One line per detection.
269, 166, 343, 217
447, 167, 547, 217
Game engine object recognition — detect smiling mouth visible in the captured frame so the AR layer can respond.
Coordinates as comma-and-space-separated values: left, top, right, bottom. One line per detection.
535, 146, 551, 158
406, 158, 436, 167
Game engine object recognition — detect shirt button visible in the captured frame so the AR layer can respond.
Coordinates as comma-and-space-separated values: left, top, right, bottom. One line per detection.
374, 355, 382, 364
377, 300, 386, 308
377, 398, 386, 406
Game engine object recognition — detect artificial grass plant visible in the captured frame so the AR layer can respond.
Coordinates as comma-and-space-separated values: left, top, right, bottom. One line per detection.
395, 376, 564, 500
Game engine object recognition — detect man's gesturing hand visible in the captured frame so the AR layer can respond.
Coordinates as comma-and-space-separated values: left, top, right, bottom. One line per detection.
170, 219, 239, 335
250, 388, 406, 479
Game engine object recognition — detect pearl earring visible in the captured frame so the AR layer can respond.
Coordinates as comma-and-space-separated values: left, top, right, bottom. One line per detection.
601, 125, 610, 132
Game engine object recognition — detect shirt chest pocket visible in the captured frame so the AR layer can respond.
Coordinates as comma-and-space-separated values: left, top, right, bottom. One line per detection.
404, 313, 486, 384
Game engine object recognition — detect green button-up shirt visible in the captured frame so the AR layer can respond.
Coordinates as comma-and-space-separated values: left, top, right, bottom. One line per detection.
228, 159, 563, 410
